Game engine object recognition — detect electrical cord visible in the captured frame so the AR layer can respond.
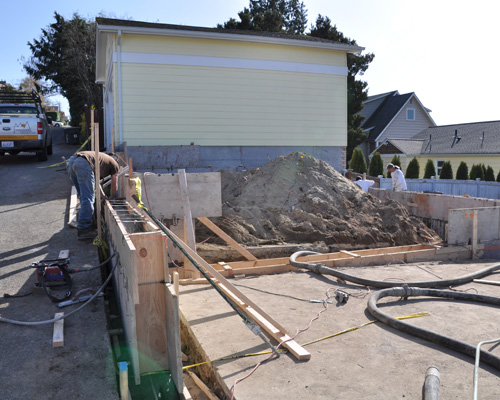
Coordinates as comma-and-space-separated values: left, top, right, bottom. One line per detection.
290, 251, 500, 288
0, 255, 118, 326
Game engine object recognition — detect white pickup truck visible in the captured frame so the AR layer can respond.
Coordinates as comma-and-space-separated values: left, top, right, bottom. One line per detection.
0, 91, 53, 161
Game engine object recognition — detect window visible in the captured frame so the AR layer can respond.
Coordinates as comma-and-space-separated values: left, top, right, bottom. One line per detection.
406, 108, 415, 120
436, 160, 445, 177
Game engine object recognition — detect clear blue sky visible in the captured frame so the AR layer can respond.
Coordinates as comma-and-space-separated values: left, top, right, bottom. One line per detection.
2, 0, 499, 125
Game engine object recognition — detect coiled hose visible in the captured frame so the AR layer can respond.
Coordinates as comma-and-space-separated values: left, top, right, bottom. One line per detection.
367, 287, 500, 370
290, 251, 500, 288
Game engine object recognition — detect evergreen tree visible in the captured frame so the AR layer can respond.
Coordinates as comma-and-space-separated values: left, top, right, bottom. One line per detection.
481, 164, 487, 179
24, 13, 100, 125
439, 161, 453, 179
469, 164, 484, 180
496, 170, 500, 182
405, 157, 420, 179
349, 148, 367, 173
456, 161, 469, 180
368, 151, 383, 177
423, 159, 436, 179
485, 165, 495, 181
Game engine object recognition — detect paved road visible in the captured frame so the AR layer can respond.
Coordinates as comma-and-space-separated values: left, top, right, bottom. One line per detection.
0, 128, 117, 399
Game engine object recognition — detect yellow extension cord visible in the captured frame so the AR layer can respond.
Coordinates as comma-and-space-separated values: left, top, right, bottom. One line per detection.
181, 311, 431, 371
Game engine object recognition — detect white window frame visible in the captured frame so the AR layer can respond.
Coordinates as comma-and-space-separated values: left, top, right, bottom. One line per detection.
435, 159, 445, 177
406, 108, 416, 121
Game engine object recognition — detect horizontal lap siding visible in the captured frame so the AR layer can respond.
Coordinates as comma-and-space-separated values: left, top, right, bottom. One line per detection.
121, 35, 346, 65
121, 63, 347, 146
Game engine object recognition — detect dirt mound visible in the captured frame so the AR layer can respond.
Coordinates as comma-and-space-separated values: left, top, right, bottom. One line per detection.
201, 152, 439, 251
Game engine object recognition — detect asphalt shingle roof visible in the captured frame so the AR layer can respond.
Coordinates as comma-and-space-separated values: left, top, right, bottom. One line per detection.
96, 18, 362, 50
362, 92, 414, 140
413, 121, 500, 155
387, 139, 425, 155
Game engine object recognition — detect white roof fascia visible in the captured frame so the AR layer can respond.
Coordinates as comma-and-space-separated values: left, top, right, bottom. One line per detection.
363, 91, 399, 104
96, 23, 365, 53
412, 94, 436, 126
373, 94, 414, 143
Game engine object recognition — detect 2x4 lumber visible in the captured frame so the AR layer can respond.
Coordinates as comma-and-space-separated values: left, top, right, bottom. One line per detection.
52, 312, 64, 348
472, 212, 479, 259
198, 217, 257, 261
211, 244, 437, 271
166, 284, 184, 394
93, 116, 102, 241
340, 250, 361, 258
187, 371, 219, 400
161, 225, 310, 361
68, 186, 78, 228
178, 169, 200, 279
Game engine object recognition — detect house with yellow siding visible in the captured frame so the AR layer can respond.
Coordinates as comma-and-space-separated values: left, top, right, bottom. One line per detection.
95, 18, 363, 171
372, 120, 500, 178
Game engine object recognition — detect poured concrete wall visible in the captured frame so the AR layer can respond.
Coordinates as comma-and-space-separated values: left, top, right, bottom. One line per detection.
127, 145, 346, 172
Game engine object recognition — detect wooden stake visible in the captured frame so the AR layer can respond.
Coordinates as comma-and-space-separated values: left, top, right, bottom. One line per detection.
198, 217, 257, 261
187, 371, 219, 400
173, 271, 179, 296
119, 362, 129, 400
52, 312, 64, 348
472, 212, 478, 259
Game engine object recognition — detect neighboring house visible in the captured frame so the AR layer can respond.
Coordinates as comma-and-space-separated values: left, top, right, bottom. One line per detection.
372, 120, 500, 178
95, 18, 363, 171
358, 90, 436, 160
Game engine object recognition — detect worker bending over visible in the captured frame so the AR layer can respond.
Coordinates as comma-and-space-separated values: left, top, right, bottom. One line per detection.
355, 176, 375, 192
387, 163, 407, 192
67, 151, 119, 240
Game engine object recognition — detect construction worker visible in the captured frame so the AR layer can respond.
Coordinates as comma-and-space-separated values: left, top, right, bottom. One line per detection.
387, 163, 407, 192
355, 176, 375, 192
67, 151, 119, 240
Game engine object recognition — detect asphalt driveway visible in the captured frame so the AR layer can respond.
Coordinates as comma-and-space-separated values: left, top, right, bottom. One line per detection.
0, 128, 117, 400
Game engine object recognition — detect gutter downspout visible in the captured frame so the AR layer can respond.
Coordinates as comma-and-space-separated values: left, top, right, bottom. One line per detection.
117, 30, 123, 144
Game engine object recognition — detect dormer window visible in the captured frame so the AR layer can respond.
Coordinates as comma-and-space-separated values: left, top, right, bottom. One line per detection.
407, 108, 415, 120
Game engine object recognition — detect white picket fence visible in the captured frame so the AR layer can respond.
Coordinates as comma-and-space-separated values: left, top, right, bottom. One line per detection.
379, 177, 500, 200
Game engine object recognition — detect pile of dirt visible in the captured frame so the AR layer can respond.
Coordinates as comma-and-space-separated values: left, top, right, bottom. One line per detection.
199, 152, 440, 252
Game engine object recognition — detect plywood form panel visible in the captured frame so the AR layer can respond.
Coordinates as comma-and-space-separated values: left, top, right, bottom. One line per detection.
131, 231, 170, 373
141, 172, 222, 219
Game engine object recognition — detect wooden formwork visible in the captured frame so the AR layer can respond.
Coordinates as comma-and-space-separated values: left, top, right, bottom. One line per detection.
104, 200, 183, 393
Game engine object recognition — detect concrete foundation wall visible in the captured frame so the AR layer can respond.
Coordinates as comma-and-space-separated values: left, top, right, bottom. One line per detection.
127, 145, 346, 172
369, 188, 500, 221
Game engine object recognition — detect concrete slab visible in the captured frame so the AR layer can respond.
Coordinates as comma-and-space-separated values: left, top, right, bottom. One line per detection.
179, 260, 500, 399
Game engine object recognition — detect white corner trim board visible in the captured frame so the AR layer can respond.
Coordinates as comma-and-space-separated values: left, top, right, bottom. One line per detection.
113, 52, 348, 76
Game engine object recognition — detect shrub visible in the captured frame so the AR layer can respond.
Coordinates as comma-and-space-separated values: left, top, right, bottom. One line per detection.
349, 148, 367, 173
368, 152, 384, 177
439, 161, 453, 179
469, 164, 484, 180
456, 161, 469, 180
423, 159, 436, 178
497, 170, 500, 183
405, 157, 420, 179
485, 165, 495, 181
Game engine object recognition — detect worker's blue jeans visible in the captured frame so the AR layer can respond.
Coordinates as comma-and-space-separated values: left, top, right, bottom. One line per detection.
67, 156, 95, 231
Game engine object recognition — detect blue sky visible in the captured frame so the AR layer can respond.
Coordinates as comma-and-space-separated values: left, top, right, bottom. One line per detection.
2, 0, 499, 125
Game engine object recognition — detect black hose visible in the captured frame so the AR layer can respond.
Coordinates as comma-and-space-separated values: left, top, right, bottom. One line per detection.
367, 286, 500, 371
290, 251, 500, 288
